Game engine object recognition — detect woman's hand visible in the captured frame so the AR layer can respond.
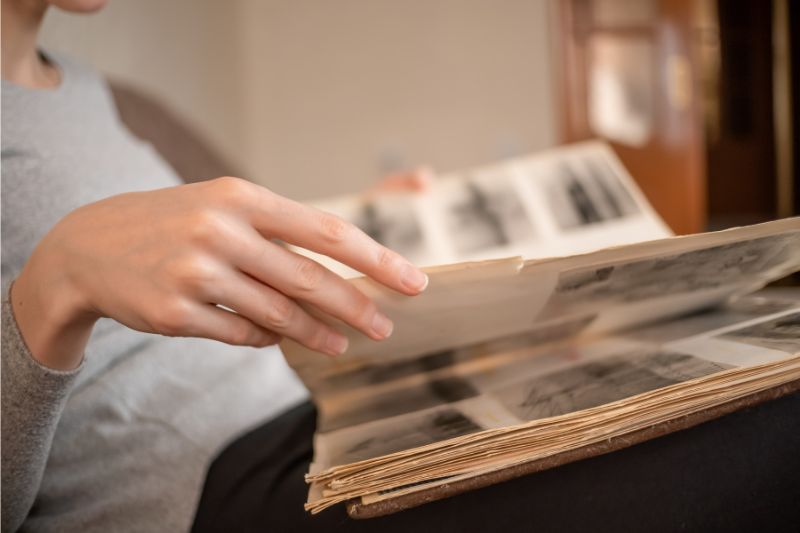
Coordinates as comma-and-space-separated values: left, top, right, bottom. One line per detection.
367, 167, 433, 197
11, 177, 429, 370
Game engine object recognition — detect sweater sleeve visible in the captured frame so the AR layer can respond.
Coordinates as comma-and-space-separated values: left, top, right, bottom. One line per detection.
1, 283, 82, 532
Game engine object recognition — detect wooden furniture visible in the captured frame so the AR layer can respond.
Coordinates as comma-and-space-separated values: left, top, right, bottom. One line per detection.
554, 0, 792, 234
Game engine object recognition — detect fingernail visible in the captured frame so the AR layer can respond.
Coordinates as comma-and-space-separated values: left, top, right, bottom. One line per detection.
371, 312, 394, 339
401, 264, 429, 293
325, 332, 349, 356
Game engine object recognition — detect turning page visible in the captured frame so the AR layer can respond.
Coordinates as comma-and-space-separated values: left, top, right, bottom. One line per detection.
291, 141, 672, 278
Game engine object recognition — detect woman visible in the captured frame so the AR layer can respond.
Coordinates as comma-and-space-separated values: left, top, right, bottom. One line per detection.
7, 2, 800, 532
1, 0, 428, 530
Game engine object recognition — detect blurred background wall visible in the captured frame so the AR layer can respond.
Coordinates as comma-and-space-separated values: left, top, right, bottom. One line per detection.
40, 0, 557, 200
39, 0, 799, 234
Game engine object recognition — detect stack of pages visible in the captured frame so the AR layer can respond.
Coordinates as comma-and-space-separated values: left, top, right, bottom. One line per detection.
281, 142, 800, 517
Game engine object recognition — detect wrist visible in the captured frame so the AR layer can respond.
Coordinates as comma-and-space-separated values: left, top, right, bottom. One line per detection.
11, 249, 98, 371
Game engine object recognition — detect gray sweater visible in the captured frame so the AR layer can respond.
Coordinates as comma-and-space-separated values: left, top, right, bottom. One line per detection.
1, 53, 308, 532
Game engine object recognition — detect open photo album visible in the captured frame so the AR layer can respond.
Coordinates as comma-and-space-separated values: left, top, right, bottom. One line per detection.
281, 142, 800, 517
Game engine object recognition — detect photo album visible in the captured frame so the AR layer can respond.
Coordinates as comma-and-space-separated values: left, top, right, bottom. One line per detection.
281, 142, 800, 517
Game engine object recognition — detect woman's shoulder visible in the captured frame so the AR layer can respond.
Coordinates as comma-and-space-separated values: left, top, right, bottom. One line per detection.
1, 50, 132, 154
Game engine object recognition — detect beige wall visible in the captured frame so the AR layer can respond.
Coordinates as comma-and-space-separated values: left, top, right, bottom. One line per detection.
40, 0, 248, 173
41, 0, 556, 200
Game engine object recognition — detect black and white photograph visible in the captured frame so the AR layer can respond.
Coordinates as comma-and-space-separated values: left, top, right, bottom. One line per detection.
542, 155, 640, 230
322, 349, 461, 392
352, 198, 428, 263
321, 314, 595, 394
316, 316, 599, 432
547, 232, 800, 311
584, 158, 640, 217
472, 314, 597, 355
439, 174, 535, 255
718, 312, 800, 354
625, 297, 798, 344
323, 405, 486, 465
316, 313, 597, 412
319, 326, 602, 432
491, 350, 730, 422
319, 374, 480, 433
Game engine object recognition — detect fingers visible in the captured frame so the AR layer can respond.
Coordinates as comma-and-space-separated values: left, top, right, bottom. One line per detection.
181, 178, 427, 353
248, 195, 429, 296
367, 166, 434, 196
231, 232, 394, 341
208, 268, 350, 356
190, 304, 282, 348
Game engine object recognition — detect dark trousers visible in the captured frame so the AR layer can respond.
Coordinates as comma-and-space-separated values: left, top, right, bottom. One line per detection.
192, 394, 800, 533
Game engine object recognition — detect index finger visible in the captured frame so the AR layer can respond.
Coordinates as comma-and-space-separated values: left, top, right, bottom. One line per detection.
250, 191, 428, 296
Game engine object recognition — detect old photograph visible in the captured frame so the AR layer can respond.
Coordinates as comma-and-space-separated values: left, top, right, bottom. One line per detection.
547, 232, 800, 311
543, 155, 640, 230
625, 297, 798, 344
320, 349, 462, 392
320, 405, 486, 465
318, 315, 597, 432
718, 311, 800, 354
584, 158, 639, 218
320, 314, 595, 394
319, 375, 480, 432
487, 314, 597, 351
352, 197, 428, 263
439, 175, 535, 256
491, 349, 730, 422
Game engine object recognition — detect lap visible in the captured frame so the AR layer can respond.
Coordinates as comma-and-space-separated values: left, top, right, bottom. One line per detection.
192, 394, 800, 533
